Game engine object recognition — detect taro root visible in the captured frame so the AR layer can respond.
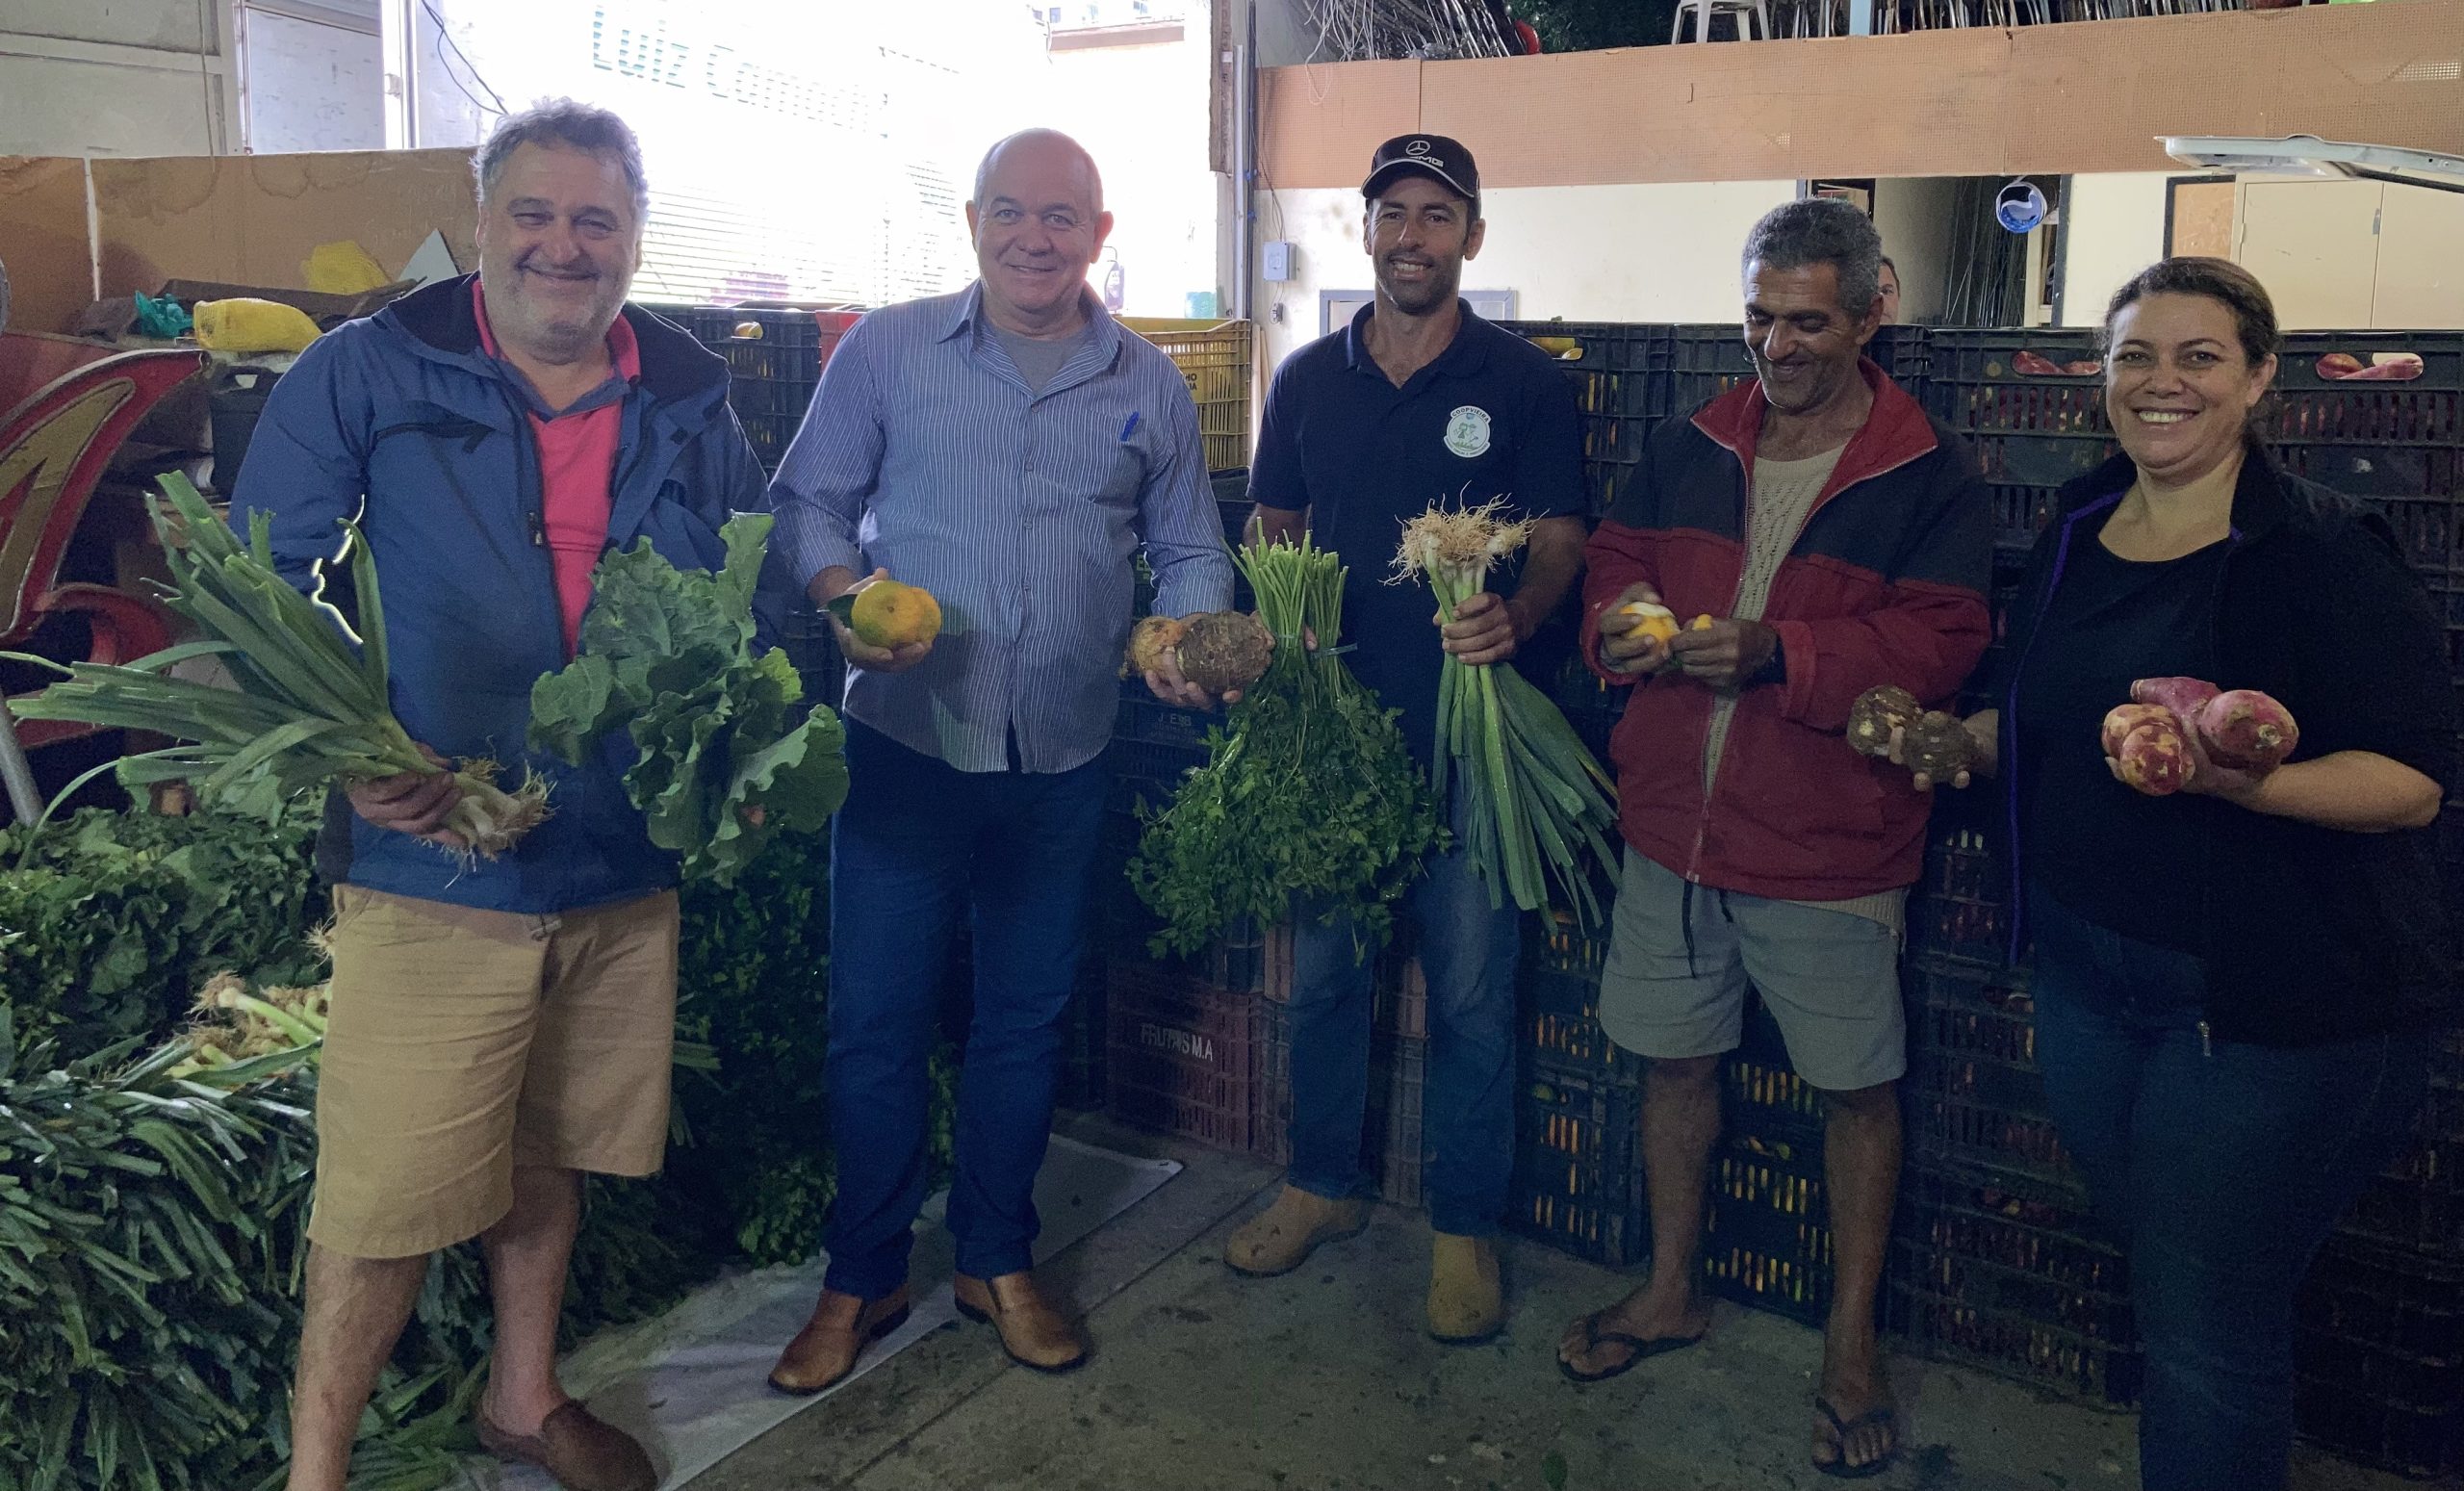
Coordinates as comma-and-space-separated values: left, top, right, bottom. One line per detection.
1174, 611, 1274, 694
1846, 685, 1923, 758
1903, 710, 1981, 781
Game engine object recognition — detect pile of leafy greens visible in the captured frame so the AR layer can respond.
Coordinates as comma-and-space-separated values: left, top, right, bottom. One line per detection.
0, 799, 324, 1066
1128, 536, 1445, 958
528, 514, 848, 887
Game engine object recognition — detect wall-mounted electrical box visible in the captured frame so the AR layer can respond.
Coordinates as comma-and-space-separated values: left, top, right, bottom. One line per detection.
1262, 240, 1296, 282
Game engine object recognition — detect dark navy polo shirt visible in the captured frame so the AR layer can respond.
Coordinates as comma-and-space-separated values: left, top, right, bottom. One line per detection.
1249, 300, 1583, 769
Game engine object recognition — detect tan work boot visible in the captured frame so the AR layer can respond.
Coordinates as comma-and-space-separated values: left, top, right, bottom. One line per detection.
1427, 1232, 1503, 1344
1224, 1185, 1369, 1277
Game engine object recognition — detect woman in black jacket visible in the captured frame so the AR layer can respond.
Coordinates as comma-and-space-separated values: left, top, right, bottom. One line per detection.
1902, 258, 2458, 1491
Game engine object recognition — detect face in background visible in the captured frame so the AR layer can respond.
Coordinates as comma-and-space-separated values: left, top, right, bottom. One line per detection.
1363, 174, 1484, 318
475, 141, 641, 364
1742, 259, 1882, 418
2105, 291, 2275, 486
1877, 261, 1902, 324
966, 133, 1113, 331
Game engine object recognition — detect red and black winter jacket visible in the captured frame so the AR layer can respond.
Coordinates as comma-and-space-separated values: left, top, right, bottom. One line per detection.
1579, 363, 1994, 900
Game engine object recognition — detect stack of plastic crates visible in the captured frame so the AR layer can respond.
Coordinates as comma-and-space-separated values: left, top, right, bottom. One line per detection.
1509, 895, 1648, 1267
1886, 956, 2144, 1405
1650, 323, 1929, 424
2290, 1044, 2464, 1475
1704, 995, 1836, 1327
1491, 321, 1656, 518
672, 305, 862, 474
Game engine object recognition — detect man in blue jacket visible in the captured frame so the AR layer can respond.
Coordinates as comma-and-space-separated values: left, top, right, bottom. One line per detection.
234, 102, 764, 1491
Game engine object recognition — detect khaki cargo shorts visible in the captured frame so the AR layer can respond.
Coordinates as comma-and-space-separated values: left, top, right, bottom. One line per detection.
1597, 852, 1907, 1093
308, 884, 680, 1259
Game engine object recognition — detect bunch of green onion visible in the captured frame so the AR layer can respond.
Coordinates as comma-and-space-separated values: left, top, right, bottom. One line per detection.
3, 473, 545, 854
1392, 501, 1618, 923
1129, 534, 1444, 956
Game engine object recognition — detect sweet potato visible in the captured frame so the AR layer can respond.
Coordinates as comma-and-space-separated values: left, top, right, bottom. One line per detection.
2102, 703, 2174, 758
1847, 685, 1923, 758
2342, 357, 2424, 382
2194, 688, 2299, 771
2115, 716, 2195, 796
2316, 352, 2365, 379
2130, 676, 2220, 719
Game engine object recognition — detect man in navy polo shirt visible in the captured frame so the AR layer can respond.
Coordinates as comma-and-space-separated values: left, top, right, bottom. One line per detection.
1227, 134, 1585, 1344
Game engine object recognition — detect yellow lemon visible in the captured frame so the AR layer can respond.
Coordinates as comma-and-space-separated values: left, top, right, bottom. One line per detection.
849, 580, 942, 649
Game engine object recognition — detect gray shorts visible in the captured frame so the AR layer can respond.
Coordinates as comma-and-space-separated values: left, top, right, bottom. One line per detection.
1596, 852, 1907, 1093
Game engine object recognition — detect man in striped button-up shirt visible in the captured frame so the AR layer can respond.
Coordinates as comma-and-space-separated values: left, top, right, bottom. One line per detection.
764, 128, 1235, 1393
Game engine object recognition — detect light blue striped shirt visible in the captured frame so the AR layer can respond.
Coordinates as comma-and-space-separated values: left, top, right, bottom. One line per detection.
771, 283, 1235, 774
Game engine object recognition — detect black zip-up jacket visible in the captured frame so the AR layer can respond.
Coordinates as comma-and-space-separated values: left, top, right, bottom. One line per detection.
1996, 447, 2460, 1045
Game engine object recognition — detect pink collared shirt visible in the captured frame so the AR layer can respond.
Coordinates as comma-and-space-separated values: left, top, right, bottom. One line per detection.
472, 281, 642, 656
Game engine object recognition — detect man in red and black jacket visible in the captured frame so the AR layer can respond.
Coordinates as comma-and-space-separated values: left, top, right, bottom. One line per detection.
1553, 199, 1990, 1478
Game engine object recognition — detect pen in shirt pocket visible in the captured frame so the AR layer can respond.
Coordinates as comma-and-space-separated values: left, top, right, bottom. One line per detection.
1118, 412, 1141, 442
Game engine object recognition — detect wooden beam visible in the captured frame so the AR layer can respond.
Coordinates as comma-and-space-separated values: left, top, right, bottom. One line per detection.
1263, 4, 2464, 188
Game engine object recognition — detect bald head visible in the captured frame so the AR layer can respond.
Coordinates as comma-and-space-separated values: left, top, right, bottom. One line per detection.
973, 129, 1104, 218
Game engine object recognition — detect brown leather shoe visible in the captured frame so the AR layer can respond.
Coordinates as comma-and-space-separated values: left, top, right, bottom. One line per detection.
953, 1270, 1089, 1374
475, 1401, 655, 1491
768, 1286, 913, 1395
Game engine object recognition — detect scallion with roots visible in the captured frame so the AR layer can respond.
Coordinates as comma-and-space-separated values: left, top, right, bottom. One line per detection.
2, 473, 547, 858
1392, 500, 1618, 924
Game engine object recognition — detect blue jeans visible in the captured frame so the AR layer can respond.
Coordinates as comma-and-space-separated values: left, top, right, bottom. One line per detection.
1286, 805, 1522, 1237
2027, 887, 2428, 1491
822, 720, 1110, 1298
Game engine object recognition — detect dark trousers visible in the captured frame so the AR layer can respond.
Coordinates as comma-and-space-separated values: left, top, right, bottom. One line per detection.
1286, 795, 1522, 1237
821, 720, 1109, 1298
2027, 887, 2428, 1491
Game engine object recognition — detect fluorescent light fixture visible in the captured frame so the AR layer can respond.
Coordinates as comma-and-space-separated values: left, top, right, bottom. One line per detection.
2162, 135, 2464, 195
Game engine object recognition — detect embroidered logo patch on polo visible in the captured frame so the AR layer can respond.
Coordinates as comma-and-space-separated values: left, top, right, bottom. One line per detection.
1444, 405, 1492, 458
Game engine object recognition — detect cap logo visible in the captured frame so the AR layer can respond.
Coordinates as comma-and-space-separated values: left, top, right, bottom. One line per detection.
1406, 139, 1432, 156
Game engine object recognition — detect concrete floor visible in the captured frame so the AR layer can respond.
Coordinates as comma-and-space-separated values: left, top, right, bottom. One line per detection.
688, 1116, 2418, 1491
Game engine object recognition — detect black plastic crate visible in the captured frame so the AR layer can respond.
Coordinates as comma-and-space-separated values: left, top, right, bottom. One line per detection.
1495, 321, 1656, 518
1524, 964, 1637, 1084
2273, 334, 2464, 532
1704, 1131, 1834, 1327
2294, 1375, 2464, 1479
1907, 787, 2018, 971
1886, 1164, 2142, 1408
1906, 1045, 2084, 1207
1908, 957, 2039, 1068
2295, 1237, 2464, 1476
1511, 1061, 1648, 1268
1648, 323, 1929, 423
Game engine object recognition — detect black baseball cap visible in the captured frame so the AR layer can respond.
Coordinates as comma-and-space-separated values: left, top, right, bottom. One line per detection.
1362, 135, 1479, 212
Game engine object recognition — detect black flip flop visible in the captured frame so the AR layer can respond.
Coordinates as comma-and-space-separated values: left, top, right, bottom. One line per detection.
1812, 1396, 1899, 1479
1555, 1308, 1706, 1384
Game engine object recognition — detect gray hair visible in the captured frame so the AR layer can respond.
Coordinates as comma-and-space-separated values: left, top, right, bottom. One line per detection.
475, 99, 649, 219
972, 128, 1105, 216
1742, 198, 1884, 319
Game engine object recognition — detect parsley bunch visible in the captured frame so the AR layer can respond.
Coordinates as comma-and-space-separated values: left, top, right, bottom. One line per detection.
1128, 536, 1445, 958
